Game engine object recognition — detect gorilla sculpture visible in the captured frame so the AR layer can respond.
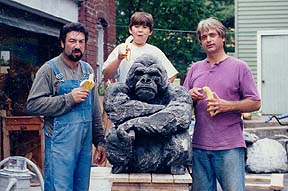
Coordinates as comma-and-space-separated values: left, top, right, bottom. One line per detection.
104, 54, 193, 174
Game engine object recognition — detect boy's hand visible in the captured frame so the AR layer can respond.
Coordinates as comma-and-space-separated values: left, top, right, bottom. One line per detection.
118, 43, 130, 60
118, 35, 133, 61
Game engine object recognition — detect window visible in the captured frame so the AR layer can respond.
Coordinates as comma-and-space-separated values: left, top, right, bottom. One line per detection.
0, 24, 60, 115
0, 51, 10, 74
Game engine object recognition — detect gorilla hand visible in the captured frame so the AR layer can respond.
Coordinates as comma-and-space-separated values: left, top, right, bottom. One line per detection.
117, 122, 136, 144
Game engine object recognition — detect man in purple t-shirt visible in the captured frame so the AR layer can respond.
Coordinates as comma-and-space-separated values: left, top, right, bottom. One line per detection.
183, 18, 261, 191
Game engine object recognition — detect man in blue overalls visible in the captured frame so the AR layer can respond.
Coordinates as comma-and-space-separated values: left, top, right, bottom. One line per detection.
27, 22, 106, 191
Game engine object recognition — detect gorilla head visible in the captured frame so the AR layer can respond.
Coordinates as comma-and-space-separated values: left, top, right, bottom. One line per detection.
126, 54, 169, 102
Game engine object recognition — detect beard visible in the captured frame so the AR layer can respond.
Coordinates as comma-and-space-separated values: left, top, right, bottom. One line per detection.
64, 48, 83, 62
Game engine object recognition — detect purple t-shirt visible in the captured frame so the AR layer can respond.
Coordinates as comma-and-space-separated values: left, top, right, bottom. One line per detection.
183, 56, 260, 150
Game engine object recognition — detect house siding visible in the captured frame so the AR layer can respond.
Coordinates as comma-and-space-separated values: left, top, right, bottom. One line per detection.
7, 0, 78, 22
235, 0, 288, 79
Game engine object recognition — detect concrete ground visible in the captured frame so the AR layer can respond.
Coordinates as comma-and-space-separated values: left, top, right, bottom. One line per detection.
244, 114, 288, 129
29, 173, 288, 191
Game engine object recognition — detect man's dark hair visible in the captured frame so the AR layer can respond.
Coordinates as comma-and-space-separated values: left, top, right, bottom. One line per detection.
59, 22, 89, 43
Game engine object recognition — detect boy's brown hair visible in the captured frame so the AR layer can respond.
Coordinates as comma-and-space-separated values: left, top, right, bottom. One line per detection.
129, 12, 153, 31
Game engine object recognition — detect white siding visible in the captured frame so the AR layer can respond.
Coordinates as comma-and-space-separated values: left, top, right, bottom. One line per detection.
235, 0, 288, 79
7, 0, 78, 22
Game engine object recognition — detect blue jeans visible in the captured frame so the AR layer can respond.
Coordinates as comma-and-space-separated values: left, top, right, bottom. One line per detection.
191, 148, 245, 191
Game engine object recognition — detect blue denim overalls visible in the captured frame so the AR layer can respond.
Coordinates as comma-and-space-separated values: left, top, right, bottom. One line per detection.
44, 61, 93, 191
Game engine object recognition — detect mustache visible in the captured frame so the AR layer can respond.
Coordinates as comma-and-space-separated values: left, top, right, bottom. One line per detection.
72, 48, 81, 53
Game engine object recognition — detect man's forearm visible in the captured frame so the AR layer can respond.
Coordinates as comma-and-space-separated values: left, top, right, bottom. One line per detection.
230, 99, 261, 113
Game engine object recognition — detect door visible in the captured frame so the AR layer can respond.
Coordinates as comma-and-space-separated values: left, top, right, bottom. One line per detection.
258, 31, 288, 114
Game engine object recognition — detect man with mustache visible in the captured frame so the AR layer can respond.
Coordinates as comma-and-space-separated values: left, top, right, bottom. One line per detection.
27, 22, 106, 191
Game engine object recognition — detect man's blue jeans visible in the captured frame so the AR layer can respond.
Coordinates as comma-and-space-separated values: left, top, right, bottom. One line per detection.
191, 147, 245, 191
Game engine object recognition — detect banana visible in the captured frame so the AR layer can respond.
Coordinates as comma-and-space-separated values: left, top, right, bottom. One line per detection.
80, 73, 95, 90
202, 86, 215, 116
124, 35, 133, 61
203, 86, 213, 99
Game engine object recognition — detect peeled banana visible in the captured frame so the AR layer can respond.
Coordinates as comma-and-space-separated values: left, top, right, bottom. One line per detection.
80, 73, 95, 90
202, 86, 215, 116
124, 35, 133, 61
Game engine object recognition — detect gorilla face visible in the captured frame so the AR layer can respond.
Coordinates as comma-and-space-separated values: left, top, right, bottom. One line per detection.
126, 54, 169, 102
134, 67, 161, 101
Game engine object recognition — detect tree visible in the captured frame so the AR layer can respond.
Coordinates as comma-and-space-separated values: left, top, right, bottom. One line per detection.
116, 0, 234, 83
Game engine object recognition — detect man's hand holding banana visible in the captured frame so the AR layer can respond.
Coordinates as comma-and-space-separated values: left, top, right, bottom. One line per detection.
188, 86, 226, 116
72, 73, 95, 103
203, 86, 233, 117
80, 73, 95, 90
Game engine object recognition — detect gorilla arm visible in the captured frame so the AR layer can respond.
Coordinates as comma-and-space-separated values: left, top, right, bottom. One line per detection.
117, 85, 193, 138
104, 82, 165, 125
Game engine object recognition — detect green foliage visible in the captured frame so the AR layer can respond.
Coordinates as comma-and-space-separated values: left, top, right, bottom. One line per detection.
116, 0, 234, 83
98, 79, 112, 96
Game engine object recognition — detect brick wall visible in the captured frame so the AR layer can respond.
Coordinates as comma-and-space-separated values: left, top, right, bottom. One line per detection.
78, 0, 116, 74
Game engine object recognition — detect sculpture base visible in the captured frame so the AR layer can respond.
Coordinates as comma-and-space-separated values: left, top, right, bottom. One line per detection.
111, 170, 192, 191
245, 173, 284, 191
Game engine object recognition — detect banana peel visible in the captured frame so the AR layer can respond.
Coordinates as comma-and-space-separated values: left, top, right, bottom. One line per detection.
124, 35, 133, 61
80, 73, 95, 90
202, 86, 215, 116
